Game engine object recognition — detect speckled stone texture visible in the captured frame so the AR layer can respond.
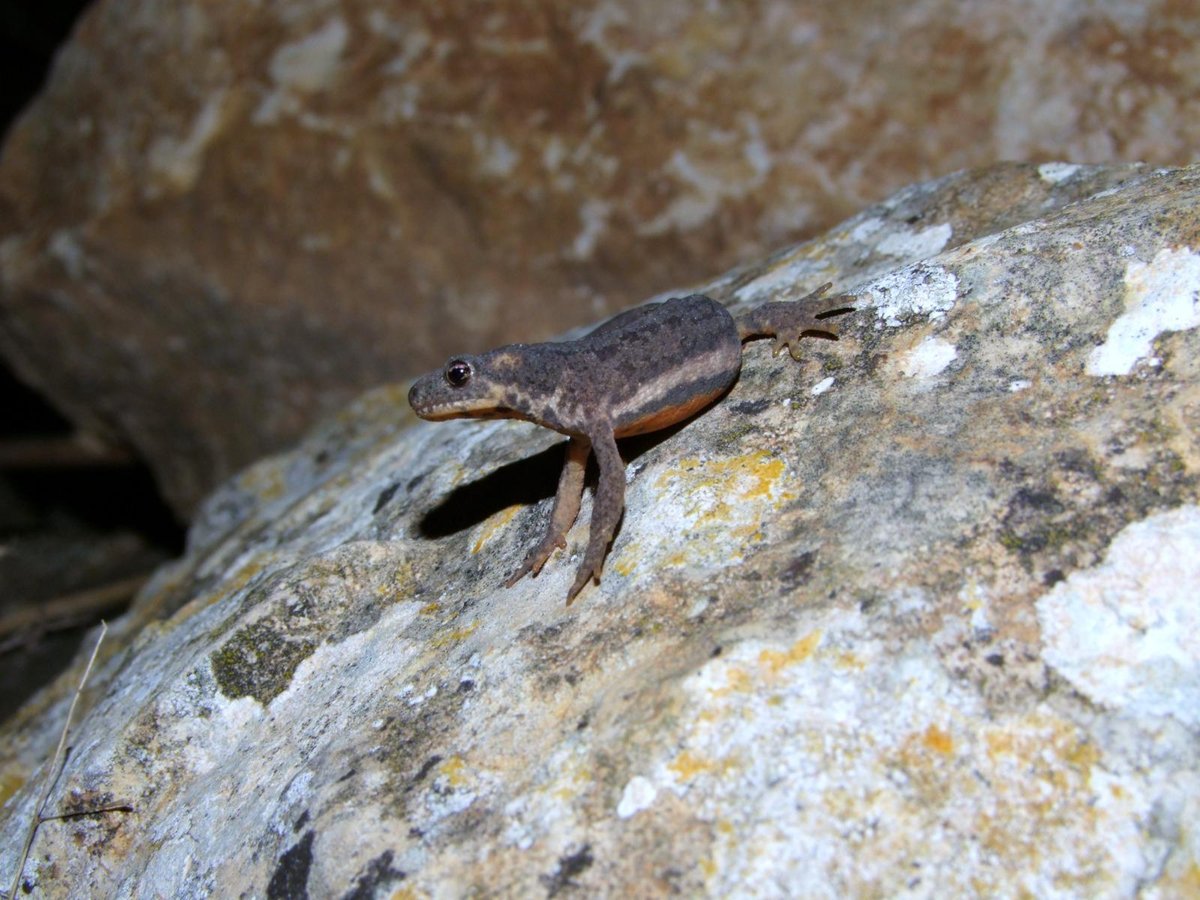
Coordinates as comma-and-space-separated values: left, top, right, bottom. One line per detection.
1, 0, 1197, 514
1, 162, 1198, 896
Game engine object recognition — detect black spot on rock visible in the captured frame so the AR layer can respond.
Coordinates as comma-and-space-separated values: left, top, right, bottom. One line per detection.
412, 754, 443, 785
373, 482, 401, 514
268, 829, 315, 900
340, 850, 406, 900
731, 398, 771, 415
782, 550, 817, 585
540, 844, 594, 897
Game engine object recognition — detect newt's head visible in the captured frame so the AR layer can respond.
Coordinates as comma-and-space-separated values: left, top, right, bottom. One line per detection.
408, 347, 539, 422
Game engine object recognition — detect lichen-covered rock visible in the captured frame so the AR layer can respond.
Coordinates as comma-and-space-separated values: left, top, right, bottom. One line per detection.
2, 162, 1199, 896
2, 0, 1197, 514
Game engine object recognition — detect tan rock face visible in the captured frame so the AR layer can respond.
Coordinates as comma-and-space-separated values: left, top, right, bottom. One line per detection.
2, 0, 1197, 515
1, 163, 1198, 896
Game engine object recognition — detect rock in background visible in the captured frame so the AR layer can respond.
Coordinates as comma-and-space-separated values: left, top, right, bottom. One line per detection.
1, 162, 1197, 896
1, 0, 1197, 515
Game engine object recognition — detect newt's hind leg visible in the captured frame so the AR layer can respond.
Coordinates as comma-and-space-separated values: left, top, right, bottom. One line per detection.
736, 282, 856, 360
566, 428, 624, 605
505, 435, 590, 588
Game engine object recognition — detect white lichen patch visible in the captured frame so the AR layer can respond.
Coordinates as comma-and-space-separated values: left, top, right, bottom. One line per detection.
571, 199, 612, 259
631, 612, 1164, 895
617, 776, 658, 818
47, 229, 86, 279
864, 264, 959, 327
254, 18, 349, 123
269, 18, 349, 92
848, 216, 886, 243
474, 133, 519, 178
898, 336, 957, 379
1038, 162, 1083, 184
638, 143, 771, 238
1086, 247, 1200, 376
1037, 505, 1200, 726
810, 376, 835, 396
874, 222, 953, 260
731, 254, 830, 304
145, 91, 230, 198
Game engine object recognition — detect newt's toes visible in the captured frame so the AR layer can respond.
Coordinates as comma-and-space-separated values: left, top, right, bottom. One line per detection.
504, 557, 541, 588
565, 567, 599, 605
505, 538, 565, 588
503, 567, 529, 589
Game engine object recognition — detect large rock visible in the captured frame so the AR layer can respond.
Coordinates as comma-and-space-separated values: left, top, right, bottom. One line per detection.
1, 162, 1197, 895
2, 1, 1197, 515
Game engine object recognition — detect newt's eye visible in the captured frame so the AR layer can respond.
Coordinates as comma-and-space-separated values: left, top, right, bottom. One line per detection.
445, 359, 473, 388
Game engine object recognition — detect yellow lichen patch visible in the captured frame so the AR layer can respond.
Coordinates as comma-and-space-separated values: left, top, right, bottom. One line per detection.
388, 561, 415, 593
835, 650, 865, 670
552, 762, 594, 802
668, 750, 712, 782
1160, 861, 1200, 898
656, 451, 789, 527
661, 549, 691, 568
973, 713, 1105, 863
471, 505, 521, 554
611, 546, 639, 576
700, 857, 717, 879
728, 523, 764, 543
758, 631, 821, 674
238, 460, 288, 503
715, 667, 754, 696
438, 755, 469, 788
430, 620, 478, 650
922, 724, 954, 756
0, 770, 24, 809
419, 602, 440, 615
1064, 734, 1100, 773
983, 714, 1097, 784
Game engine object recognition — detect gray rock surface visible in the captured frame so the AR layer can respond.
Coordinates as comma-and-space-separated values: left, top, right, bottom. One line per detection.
1, 162, 1198, 896
2, 0, 1197, 515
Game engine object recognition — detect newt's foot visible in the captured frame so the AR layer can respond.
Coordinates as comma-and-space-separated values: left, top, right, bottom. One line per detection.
736, 283, 857, 358
565, 563, 601, 606
769, 286, 857, 360
504, 536, 566, 588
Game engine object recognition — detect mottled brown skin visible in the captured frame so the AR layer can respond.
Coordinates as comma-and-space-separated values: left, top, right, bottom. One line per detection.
408, 283, 853, 603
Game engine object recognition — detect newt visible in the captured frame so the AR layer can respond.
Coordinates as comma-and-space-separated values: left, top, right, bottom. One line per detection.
408, 283, 854, 603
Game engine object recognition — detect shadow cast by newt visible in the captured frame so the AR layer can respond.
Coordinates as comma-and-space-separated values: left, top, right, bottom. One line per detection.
416, 421, 691, 540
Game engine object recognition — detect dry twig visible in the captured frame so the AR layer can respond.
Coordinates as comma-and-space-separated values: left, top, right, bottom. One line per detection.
7, 621, 108, 900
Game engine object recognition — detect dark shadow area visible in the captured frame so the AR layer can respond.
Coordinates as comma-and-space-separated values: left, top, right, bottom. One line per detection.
0, 0, 183, 722
418, 442, 567, 538
0, 361, 182, 722
0, 0, 91, 140
417, 417, 697, 539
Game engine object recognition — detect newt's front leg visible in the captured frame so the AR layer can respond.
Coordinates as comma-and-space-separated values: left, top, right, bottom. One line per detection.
505, 435, 591, 587
736, 282, 854, 359
566, 428, 624, 605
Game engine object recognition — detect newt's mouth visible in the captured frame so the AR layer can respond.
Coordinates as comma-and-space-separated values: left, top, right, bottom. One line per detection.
414, 402, 514, 421
407, 377, 514, 421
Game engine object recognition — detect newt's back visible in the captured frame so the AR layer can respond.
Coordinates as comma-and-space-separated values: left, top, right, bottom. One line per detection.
579, 295, 743, 437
